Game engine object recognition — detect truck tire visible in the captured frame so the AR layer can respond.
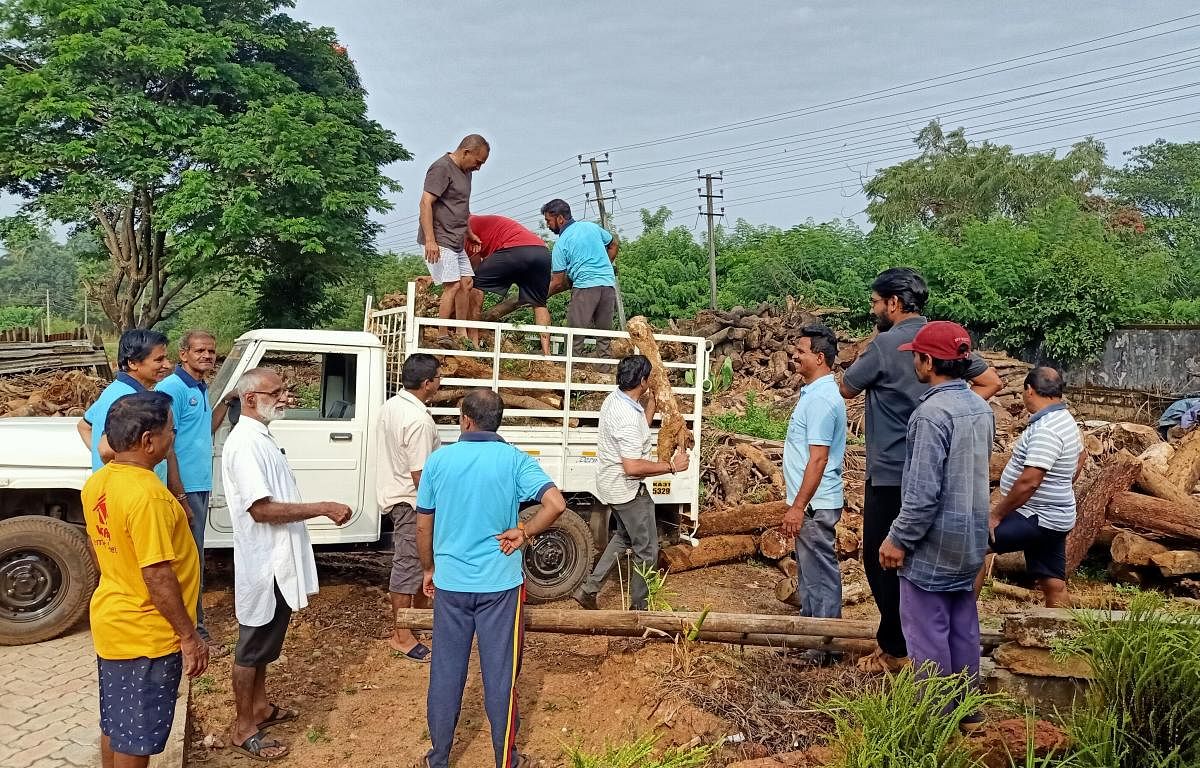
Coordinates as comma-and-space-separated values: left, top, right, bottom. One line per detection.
0, 516, 98, 645
521, 507, 594, 604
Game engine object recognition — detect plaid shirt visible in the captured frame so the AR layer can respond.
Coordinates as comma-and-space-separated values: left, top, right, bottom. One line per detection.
889, 379, 994, 592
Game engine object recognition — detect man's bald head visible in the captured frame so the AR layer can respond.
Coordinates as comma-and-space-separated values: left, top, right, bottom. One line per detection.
457, 134, 489, 151
1025, 366, 1065, 399
454, 134, 490, 172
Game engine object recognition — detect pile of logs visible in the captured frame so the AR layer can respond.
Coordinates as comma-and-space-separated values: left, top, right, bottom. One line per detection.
0, 369, 107, 417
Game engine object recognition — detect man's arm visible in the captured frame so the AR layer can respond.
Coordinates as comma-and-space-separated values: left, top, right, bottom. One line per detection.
991, 466, 1047, 527
211, 395, 234, 434
970, 367, 1004, 400
77, 419, 92, 449
621, 449, 687, 479
496, 487, 568, 555
606, 232, 619, 262
549, 271, 570, 295
419, 191, 441, 262
248, 498, 352, 525
166, 450, 186, 505
417, 512, 435, 596
840, 340, 881, 400
780, 445, 830, 538
142, 562, 208, 677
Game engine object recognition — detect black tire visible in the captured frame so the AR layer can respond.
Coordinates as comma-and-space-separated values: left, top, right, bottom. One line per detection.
521, 507, 594, 604
0, 516, 98, 645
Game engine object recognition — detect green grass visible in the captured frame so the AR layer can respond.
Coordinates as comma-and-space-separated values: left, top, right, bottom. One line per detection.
633, 562, 675, 612
563, 734, 716, 768
711, 392, 788, 441
192, 675, 215, 695
305, 725, 330, 744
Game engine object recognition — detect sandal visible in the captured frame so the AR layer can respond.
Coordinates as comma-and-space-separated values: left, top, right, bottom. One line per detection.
394, 642, 432, 664
231, 731, 289, 762
258, 704, 298, 730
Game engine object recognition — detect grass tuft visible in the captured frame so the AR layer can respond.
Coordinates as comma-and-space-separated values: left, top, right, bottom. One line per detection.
563, 733, 715, 768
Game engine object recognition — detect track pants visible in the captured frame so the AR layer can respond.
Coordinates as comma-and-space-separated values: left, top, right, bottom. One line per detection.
862, 482, 907, 657
426, 585, 525, 768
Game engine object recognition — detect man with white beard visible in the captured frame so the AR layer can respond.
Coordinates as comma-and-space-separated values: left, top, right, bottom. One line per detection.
220, 367, 352, 760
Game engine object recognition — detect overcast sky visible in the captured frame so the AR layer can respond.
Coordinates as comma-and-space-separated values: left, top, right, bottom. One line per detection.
285, 0, 1198, 252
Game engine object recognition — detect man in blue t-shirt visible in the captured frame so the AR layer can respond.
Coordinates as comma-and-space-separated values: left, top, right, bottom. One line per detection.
541, 198, 620, 356
416, 389, 566, 768
156, 330, 232, 652
780, 324, 848, 665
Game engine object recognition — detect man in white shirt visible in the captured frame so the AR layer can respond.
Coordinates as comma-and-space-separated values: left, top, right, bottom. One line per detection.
377, 354, 441, 660
220, 367, 352, 761
575, 355, 688, 611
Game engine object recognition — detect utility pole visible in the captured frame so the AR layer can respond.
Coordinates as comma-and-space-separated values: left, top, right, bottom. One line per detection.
83, 296, 88, 328
580, 154, 626, 329
698, 170, 725, 310
44, 289, 51, 336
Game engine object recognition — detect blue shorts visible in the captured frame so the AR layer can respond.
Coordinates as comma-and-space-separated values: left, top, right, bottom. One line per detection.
990, 512, 1069, 582
98, 653, 183, 756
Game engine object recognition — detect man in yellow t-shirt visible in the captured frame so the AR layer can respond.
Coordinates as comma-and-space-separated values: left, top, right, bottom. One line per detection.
81, 391, 208, 767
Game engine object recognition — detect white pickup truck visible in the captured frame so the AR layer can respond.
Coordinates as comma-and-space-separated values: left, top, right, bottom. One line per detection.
0, 282, 708, 644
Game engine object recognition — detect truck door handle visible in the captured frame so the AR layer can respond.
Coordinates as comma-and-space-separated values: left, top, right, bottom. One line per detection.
330, 432, 353, 442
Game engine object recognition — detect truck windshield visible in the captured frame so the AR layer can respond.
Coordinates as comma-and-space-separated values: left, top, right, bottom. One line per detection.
209, 340, 249, 407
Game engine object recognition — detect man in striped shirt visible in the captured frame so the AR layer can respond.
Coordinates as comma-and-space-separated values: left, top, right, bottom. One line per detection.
982, 367, 1085, 607
575, 355, 689, 611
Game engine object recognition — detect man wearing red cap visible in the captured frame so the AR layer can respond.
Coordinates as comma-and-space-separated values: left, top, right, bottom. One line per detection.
879, 321, 994, 721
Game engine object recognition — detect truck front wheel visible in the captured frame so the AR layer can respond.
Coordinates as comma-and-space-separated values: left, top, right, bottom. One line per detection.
521, 507, 594, 604
0, 516, 98, 645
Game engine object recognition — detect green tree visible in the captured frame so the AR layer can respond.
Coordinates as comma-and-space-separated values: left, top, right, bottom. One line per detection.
0, 230, 90, 312
0, 0, 409, 331
616, 207, 710, 323
864, 121, 1107, 236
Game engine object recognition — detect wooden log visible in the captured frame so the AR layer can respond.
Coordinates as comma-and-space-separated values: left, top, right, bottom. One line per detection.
775, 576, 801, 608
714, 454, 742, 505
659, 535, 758, 572
627, 315, 692, 461
735, 442, 785, 490
1150, 550, 1200, 577
696, 500, 789, 536
1066, 453, 1141, 573
1108, 491, 1200, 541
1137, 464, 1200, 508
1165, 429, 1200, 496
990, 450, 1012, 484
1110, 530, 1169, 566
429, 388, 561, 411
758, 527, 792, 560
776, 556, 797, 579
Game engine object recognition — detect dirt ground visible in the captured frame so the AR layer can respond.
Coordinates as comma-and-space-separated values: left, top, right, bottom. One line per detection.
184, 551, 1111, 767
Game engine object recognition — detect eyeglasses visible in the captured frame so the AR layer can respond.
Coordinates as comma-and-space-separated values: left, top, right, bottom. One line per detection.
247, 389, 285, 399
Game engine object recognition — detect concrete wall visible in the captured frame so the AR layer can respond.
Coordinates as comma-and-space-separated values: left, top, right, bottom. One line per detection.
1064, 326, 1200, 397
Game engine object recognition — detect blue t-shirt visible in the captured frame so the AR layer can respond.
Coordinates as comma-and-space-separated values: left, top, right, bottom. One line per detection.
83, 373, 168, 484
155, 367, 212, 493
416, 432, 555, 593
550, 220, 616, 289
783, 373, 847, 509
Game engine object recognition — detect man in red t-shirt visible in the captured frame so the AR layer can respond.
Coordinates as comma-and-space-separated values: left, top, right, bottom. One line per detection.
467, 214, 554, 355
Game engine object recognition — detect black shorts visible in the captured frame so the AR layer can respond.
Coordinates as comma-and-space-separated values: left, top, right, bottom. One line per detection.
235, 581, 293, 667
98, 652, 182, 756
990, 513, 1069, 581
473, 245, 551, 307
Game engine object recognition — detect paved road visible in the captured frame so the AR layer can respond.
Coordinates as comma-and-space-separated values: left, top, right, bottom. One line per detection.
0, 629, 99, 768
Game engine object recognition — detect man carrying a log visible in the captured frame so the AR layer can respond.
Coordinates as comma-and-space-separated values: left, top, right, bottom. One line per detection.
879, 322, 993, 713
541, 198, 619, 356
466, 213, 554, 355
377, 354, 442, 661
419, 134, 490, 347
840, 267, 1002, 673
416, 389, 567, 768
576, 355, 689, 610
980, 366, 1084, 607
779, 324, 848, 665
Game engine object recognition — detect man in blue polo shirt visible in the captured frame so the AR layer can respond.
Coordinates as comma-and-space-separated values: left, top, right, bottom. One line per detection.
541, 198, 619, 356
416, 389, 567, 768
157, 329, 228, 652
779, 324, 848, 665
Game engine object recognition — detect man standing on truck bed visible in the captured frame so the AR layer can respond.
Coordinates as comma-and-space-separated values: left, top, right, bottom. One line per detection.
417, 388, 567, 768
467, 213, 554, 355
155, 329, 231, 657
77, 329, 186, 501
575, 355, 689, 611
82, 392, 208, 768
419, 134, 490, 348
839, 268, 1003, 674
221, 367, 353, 761
541, 198, 619, 356
377, 353, 441, 662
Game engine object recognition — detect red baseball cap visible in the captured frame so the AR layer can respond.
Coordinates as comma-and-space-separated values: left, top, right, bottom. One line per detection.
898, 320, 973, 360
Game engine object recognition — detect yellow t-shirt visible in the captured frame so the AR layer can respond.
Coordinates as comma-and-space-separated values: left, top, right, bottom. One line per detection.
82, 463, 200, 660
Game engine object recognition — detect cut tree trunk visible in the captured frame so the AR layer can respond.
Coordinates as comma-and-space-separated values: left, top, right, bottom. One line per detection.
626, 316, 692, 461
990, 451, 1012, 484
429, 388, 561, 410
758, 527, 793, 560
659, 535, 758, 572
735, 442, 785, 490
1150, 550, 1200, 577
775, 576, 801, 607
1066, 453, 1141, 573
1137, 464, 1200, 507
776, 556, 797, 579
1108, 491, 1200, 541
1165, 429, 1200, 495
1110, 530, 1170, 566
696, 501, 789, 536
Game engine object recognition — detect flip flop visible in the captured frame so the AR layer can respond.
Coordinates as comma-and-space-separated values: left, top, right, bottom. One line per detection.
258, 704, 298, 730
396, 642, 431, 664
232, 731, 289, 762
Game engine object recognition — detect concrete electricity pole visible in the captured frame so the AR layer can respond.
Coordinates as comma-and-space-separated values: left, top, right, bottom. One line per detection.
580, 154, 627, 329
698, 171, 724, 310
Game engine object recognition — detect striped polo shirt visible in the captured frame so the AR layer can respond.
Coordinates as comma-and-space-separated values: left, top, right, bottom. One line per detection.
999, 403, 1082, 532
596, 389, 651, 505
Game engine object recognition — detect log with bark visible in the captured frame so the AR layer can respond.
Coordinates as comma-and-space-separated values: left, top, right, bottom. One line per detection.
1065, 453, 1141, 573
1137, 464, 1200, 507
1165, 428, 1200, 494
659, 535, 758, 572
1110, 530, 1169, 566
758, 527, 793, 560
776, 556, 798, 579
1150, 550, 1200, 577
775, 576, 802, 608
429, 388, 562, 411
735, 442, 785, 490
696, 500, 789, 536
1108, 491, 1200, 541
626, 315, 692, 461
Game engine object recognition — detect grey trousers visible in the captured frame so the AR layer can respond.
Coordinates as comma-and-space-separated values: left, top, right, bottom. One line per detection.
794, 506, 842, 619
184, 491, 211, 638
582, 488, 657, 610
567, 285, 616, 356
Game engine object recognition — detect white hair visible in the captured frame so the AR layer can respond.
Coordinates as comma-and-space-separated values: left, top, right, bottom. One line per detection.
235, 367, 279, 398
